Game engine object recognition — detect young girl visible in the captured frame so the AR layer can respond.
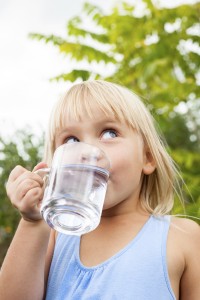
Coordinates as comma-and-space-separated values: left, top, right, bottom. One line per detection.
0, 80, 199, 300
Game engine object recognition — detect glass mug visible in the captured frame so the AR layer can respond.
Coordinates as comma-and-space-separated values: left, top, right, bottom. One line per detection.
36, 142, 110, 235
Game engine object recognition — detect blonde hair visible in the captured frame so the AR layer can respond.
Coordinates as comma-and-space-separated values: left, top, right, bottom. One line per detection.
44, 80, 181, 215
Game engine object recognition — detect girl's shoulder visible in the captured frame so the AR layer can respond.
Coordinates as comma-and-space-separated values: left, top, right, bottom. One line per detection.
169, 216, 200, 250
170, 216, 199, 237
171, 215, 200, 227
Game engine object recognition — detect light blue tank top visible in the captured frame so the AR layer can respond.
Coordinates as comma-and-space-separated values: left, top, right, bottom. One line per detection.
46, 215, 176, 300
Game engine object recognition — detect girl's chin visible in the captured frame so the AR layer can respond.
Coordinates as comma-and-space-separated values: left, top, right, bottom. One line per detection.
102, 202, 112, 211
102, 200, 118, 212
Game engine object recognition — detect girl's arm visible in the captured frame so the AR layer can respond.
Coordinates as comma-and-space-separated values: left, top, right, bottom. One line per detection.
179, 219, 200, 300
0, 219, 53, 300
0, 164, 55, 300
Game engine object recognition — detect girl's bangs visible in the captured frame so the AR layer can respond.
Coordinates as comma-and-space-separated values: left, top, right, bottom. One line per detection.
57, 82, 137, 129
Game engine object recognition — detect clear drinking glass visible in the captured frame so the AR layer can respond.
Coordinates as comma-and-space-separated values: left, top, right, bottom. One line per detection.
36, 142, 110, 235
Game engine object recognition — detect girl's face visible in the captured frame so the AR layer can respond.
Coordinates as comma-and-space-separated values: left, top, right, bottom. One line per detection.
55, 105, 155, 216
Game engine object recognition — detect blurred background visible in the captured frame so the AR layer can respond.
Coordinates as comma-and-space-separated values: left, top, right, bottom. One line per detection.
0, 0, 200, 266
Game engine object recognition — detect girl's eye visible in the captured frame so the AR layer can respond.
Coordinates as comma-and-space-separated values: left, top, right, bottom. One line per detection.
102, 129, 117, 140
64, 136, 79, 144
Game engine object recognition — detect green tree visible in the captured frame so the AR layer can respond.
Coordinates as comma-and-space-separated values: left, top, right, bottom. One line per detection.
30, 0, 200, 219
0, 129, 44, 265
30, 1, 200, 109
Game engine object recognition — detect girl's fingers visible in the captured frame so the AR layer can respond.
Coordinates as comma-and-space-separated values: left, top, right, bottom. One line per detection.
15, 171, 44, 188
14, 178, 43, 205
7, 171, 43, 200
8, 162, 48, 185
7, 165, 27, 182
19, 187, 43, 214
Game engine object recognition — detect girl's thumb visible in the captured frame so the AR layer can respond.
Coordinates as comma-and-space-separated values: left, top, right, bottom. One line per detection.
32, 162, 48, 172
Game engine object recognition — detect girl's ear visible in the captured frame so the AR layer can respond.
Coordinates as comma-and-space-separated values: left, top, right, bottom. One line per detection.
143, 149, 156, 175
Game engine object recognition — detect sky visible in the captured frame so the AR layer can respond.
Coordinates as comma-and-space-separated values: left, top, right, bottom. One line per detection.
0, 0, 198, 138
0, 0, 116, 138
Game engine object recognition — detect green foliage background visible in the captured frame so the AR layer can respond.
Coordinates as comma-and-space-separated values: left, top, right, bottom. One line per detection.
0, 131, 44, 265
1, 0, 200, 265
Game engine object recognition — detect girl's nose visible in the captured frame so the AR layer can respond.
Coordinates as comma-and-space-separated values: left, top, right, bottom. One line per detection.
61, 142, 110, 171
80, 147, 102, 164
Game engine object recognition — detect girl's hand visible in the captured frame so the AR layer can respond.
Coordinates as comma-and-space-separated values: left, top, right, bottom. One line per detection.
6, 162, 48, 222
